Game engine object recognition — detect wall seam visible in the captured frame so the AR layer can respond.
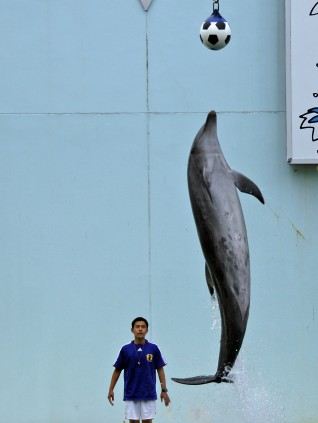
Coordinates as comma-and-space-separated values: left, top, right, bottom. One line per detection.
145, 12, 152, 335
0, 111, 285, 116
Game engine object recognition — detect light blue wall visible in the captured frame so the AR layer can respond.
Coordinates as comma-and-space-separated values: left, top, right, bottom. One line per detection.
0, 1, 317, 422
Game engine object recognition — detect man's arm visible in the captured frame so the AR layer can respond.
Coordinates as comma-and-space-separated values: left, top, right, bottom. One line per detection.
107, 368, 122, 405
157, 367, 171, 406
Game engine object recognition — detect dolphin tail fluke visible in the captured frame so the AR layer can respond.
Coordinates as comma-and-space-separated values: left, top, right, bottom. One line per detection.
231, 170, 265, 204
172, 374, 233, 385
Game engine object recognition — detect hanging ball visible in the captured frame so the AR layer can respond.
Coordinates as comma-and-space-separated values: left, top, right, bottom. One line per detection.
200, 10, 231, 50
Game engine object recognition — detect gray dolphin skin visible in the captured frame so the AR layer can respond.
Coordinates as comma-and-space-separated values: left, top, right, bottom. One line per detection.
172, 111, 264, 385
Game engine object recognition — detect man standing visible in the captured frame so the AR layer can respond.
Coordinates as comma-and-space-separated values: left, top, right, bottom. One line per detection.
107, 317, 171, 423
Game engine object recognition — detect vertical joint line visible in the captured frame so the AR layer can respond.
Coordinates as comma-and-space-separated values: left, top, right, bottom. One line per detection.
146, 15, 149, 113
146, 13, 152, 334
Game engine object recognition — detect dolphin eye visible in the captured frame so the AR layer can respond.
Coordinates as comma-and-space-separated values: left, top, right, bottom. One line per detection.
308, 115, 318, 124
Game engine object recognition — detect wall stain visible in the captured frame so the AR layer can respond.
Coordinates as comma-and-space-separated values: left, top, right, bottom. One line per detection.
290, 222, 305, 240
267, 204, 280, 221
267, 204, 306, 241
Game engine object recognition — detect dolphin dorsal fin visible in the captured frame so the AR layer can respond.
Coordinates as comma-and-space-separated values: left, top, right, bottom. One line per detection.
231, 170, 265, 204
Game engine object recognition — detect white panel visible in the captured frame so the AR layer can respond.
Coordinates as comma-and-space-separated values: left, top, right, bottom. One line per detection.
286, 0, 318, 164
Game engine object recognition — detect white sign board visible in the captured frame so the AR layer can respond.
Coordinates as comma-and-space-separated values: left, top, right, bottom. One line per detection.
286, 1, 318, 164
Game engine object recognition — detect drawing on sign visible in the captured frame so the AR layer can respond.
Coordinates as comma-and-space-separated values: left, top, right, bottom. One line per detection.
298, 21, 318, 149
310, 2, 318, 15
299, 108, 318, 141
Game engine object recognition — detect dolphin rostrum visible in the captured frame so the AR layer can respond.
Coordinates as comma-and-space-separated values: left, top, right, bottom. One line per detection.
172, 111, 264, 385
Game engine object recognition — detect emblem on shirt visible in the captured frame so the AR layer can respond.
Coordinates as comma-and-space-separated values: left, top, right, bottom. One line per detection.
146, 354, 153, 362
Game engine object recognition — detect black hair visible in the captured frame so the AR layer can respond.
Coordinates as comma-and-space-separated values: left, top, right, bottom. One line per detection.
131, 316, 149, 329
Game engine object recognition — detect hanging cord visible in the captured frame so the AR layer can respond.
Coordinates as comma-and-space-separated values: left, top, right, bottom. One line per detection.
213, 0, 220, 12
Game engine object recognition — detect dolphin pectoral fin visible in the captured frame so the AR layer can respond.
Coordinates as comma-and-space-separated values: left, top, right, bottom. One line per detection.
172, 374, 233, 385
231, 170, 265, 204
205, 263, 215, 297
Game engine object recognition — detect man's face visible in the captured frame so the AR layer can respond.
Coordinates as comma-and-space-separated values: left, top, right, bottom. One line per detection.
131, 321, 148, 341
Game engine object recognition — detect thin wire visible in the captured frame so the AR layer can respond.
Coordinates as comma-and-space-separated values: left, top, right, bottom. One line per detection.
213, 0, 220, 12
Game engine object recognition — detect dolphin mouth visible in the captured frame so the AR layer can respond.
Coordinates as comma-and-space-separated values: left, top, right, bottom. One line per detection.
205, 110, 217, 125
207, 110, 216, 119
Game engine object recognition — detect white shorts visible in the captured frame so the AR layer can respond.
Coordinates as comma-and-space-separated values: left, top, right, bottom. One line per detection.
124, 400, 156, 420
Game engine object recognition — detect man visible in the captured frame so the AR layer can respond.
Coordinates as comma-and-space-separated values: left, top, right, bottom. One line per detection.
107, 317, 171, 423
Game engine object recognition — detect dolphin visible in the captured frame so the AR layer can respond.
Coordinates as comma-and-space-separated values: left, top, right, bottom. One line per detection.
299, 107, 318, 141
172, 111, 264, 385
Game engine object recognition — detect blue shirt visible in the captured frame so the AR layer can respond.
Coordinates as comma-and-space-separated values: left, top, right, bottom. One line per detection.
114, 340, 166, 401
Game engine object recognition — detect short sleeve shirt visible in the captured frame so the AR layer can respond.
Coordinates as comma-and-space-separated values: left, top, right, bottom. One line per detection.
114, 340, 166, 401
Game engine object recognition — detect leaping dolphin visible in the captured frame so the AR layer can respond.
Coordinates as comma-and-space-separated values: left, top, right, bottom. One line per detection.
172, 111, 264, 385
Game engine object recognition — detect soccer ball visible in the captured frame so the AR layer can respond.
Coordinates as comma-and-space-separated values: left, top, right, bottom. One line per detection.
200, 11, 231, 51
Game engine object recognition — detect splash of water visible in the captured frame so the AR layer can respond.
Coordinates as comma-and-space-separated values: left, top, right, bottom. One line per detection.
209, 294, 221, 331
207, 295, 287, 423
232, 358, 287, 423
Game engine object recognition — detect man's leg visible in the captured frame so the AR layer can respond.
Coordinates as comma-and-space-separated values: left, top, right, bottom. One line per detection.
140, 400, 155, 423
126, 401, 141, 422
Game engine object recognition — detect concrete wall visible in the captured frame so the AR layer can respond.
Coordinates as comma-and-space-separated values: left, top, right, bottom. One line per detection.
1, 1, 317, 422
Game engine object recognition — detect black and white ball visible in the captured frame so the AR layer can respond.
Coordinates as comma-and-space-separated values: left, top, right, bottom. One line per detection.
200, 11, 231, 50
